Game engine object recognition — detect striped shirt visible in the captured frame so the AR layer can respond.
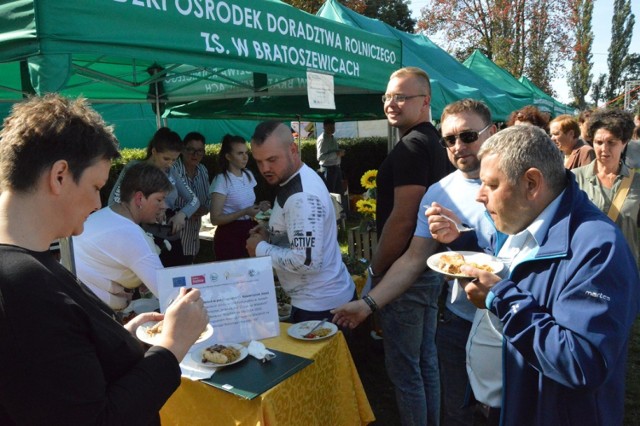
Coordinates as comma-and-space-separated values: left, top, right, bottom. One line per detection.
173, 159, 211, 256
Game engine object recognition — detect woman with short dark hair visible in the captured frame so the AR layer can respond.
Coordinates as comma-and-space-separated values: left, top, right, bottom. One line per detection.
172, 131, 211, 263
572, 108, 639, 267
0, 94, 208, 425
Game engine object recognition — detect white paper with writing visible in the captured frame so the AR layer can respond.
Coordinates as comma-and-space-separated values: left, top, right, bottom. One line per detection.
156, 257, 279, 343
307, 71, 335, 109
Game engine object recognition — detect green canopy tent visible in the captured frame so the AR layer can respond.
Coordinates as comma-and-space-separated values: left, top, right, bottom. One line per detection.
91, 104, 261, 148
0, 0, 404, 268
0, 0, 402, 125
518, 76, 576, 116
463, 50, 536, 110
168, 93, 386, 122
316, 0, 530, 122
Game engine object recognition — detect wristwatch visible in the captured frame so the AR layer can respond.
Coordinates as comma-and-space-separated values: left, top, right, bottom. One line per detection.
362, 295, 379, 313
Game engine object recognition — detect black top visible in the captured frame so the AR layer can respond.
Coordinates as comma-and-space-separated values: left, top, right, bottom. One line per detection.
0, 245, 181, 425
376, 122, 450, 242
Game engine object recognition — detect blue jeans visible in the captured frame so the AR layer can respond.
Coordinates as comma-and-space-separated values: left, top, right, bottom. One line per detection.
436, 308, 474, 426
378, 271, 443, 426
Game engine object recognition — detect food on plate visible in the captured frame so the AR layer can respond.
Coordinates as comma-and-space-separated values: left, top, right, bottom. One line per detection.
437, 252, 494, 275
306, 327, 332, 339
438, 253, 466, 274
145, 320, 163, 337
202, 344, 241, 365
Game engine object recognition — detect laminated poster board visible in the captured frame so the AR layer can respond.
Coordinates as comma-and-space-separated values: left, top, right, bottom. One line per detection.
156, 257, 280, 342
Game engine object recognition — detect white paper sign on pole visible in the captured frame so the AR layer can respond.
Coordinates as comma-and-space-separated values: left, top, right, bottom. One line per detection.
156, 257, 279, 343
307, 71, 336, 110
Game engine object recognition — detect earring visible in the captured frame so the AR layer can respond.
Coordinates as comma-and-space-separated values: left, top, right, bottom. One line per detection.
137, 204, 142, 209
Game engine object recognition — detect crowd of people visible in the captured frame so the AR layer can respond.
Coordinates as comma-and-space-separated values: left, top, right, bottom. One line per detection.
0, 65, 639, 424
333, 69, 640, 425
333, 67, 640, 426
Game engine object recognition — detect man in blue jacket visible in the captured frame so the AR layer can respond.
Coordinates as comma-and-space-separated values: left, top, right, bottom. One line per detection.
434, 125, 639, 425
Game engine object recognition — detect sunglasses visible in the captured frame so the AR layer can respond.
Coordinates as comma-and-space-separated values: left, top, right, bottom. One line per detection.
440, 124, 491, 148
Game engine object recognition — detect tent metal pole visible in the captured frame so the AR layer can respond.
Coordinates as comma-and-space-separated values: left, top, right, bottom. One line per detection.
153, 83, 161, 129
296, 114, 302, 158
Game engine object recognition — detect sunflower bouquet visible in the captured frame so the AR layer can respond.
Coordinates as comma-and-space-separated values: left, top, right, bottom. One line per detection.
356, 169, 377, 232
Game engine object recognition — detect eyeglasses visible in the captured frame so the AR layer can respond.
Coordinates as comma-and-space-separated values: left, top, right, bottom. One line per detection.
440, 124, 492, 148
184, 147, 205, 156
381, 94, 426, 104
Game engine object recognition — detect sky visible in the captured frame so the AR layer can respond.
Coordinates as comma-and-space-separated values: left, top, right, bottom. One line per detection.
408, 0, 640, 104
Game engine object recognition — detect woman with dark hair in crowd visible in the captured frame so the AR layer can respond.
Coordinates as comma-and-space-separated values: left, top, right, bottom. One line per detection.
209, 134, 270, 260
507, 105, 550, 133
109, 127, 200, 266
172, 131, 211, 263
572, 108, 639, 267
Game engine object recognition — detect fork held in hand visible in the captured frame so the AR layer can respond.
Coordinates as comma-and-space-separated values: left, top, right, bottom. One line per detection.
423, 205, 475, 233
441, 214, 475, 233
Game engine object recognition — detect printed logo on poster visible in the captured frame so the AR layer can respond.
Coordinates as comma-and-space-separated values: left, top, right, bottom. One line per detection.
191, 275, 206, 285
172, 276, 187, 288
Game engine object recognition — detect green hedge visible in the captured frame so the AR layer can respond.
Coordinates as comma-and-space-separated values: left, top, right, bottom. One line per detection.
101, 137, 388, 206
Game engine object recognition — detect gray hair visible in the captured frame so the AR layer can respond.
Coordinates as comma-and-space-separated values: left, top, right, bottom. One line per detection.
478, 125, 566, 194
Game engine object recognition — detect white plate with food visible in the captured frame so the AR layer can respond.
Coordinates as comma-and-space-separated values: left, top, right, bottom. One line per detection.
191, 343, 249, 368
136, 321, 213, 346
287, 320, 338, 341
427, 251, 504, 279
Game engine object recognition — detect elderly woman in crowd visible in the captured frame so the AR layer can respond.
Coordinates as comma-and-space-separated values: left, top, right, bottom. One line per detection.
172, 131, 211, 263
209, 134, 270, 260
572, 108, 639, 267
74, 162, 172, 310
549, 114, 595, 169
109, 127, 200, 266
0, 94, 208, 424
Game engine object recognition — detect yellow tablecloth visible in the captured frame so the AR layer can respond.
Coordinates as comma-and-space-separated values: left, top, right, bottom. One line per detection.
160, 323, 375, 425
